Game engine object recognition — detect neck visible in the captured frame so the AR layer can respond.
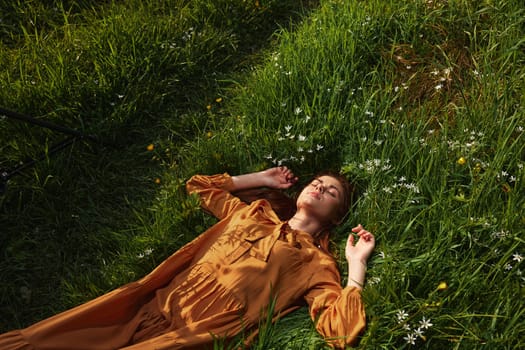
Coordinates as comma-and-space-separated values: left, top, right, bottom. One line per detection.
288, 210, 324, 235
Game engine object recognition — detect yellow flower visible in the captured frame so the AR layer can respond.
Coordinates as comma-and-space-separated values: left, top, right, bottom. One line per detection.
154, 178, 161, 184
457, 157, 466, 165
146, 144, 155, 151
206, 131, 213, 138
206, 104, 212, 110
437, 281, 448, 291
215, 97, 223, 103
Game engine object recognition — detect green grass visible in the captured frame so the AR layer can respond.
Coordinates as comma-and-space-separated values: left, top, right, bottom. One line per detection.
1, 0, 524, 349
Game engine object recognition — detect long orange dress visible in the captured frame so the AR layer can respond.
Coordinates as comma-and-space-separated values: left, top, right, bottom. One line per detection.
0, 173, 366, 349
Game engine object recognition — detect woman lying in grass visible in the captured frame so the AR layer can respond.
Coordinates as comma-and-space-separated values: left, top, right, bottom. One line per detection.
0, 166, 375, 349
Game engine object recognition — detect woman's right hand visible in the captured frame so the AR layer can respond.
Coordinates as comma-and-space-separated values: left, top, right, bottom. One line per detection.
262, 166, 298, 189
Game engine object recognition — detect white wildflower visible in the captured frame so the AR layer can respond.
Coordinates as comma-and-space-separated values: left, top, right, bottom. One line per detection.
419, 316, 433, 329
404, 333, 416, 345
396, 310, 409, 323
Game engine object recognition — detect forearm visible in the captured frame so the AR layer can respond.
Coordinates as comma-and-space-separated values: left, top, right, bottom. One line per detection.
231, 170, 270, 191
347, 259, 367, 289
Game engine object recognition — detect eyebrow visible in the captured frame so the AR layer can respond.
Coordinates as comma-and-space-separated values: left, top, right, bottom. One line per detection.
314, 178, 341, 195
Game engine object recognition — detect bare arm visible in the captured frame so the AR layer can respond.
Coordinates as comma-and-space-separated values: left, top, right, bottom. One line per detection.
231, 166, 298, 191
346, 224, 375, 289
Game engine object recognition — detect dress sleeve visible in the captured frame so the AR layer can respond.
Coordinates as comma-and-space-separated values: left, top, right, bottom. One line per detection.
186, 173, 246, 220
304, 261, 366, 349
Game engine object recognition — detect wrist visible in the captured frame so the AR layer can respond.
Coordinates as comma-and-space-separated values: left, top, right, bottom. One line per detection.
347, 257, 368, 266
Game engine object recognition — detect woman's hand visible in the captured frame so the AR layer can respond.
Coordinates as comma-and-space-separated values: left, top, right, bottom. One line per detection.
231, 166, 298, 192
345, 224, 375, 264
262, 166, 298, 189
345, 224, 375, 289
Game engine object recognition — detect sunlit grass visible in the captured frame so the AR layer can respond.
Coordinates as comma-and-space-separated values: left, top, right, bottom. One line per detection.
1, 0, 524, 348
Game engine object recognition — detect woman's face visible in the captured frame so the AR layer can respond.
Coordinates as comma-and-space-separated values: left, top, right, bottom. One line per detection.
296, 175, 344, 224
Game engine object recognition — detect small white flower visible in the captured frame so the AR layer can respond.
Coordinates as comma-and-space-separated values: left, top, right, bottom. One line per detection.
298, 135, 306, 142
504, 263, 513, 271
419, 316, 433, 329
294, 107, 303, 115
513, 253, 523, 263
285, 125, 292, 132
413, 327, 425, 337
396, 310, 409, 322
404, 333, 416, 345
435, 84, 443, 90
304, 115, 311, 122
316, 144, 324, 151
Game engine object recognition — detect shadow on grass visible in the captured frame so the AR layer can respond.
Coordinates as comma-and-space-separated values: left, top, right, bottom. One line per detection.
0, 0, 319, 332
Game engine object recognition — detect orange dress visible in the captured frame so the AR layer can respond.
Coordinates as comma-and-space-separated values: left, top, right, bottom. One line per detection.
0, 174, 366, 350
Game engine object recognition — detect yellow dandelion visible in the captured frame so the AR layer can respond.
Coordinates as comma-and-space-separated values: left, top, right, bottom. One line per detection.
206, 131, 213, 138
215, 97, 223, 103
146, 144, 155, 151
457, 157, 466, 165
154, 178, 161, 184
206, 104, 212, 110
437, 281, 448, 291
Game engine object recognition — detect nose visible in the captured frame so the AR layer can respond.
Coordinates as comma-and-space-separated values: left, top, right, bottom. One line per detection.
315, 182, 325, 193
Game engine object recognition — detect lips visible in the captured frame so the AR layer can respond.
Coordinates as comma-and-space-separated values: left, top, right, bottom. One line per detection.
308, 191, 321, 199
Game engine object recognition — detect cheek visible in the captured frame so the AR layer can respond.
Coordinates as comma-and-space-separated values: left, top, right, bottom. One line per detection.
325, 199, 342, 218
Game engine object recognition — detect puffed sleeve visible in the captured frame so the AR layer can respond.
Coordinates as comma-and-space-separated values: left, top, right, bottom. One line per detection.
186, 173, 247, 220
304, 262, 366, 348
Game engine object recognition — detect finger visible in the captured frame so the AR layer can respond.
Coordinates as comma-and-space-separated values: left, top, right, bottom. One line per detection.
352, 224, 363, 233
361, 232, 373, 241
357, 229, 369, 237
347, 234, 355, 246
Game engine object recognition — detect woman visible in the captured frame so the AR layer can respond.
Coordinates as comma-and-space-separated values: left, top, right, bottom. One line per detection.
0, 166, 375, 349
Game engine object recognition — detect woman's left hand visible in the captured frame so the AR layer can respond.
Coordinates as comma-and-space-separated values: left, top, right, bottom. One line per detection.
345, 224, 375, 264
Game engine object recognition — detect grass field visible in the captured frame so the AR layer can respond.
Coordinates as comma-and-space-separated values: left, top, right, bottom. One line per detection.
1, 0, 524, 348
